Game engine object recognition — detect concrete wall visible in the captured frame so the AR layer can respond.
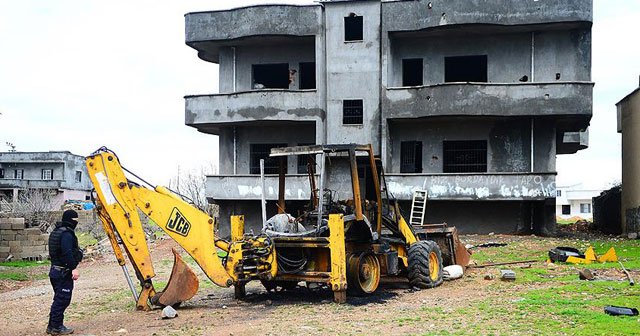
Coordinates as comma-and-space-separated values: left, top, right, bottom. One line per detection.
0, 218, 49, 261
388, 117, 539, 174
388, 30, 590, 86
324, 1, 381, 152
217, 43, 316, 92
218, 123, 316, 175
618, 88, 640, 235
382, 0, 592, 32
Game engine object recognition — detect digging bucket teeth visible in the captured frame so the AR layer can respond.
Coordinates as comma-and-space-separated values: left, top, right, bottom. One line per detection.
151, 248, 199, 307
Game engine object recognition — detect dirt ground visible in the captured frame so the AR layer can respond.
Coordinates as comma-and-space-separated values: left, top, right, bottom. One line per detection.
1, 234, 638, 336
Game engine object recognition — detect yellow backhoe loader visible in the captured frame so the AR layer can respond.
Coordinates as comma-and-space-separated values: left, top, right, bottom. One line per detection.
86, 144, 469, 310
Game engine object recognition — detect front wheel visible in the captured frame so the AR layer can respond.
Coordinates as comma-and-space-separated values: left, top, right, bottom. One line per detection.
347, 252, 381, 296
407, 240, 443, 289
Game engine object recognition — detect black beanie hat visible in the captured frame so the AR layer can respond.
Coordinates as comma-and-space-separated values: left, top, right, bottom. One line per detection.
62, 210, 79, 226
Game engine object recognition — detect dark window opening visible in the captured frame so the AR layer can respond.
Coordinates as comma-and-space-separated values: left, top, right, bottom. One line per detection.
561, 205, 571, 215
442, 140, 487, 173
14, 169, 23, 179
252, 63, 289, 89
85, 195, 91, 201
297, 143, 315, 174
344, 15, 363, 41
556, 190, 562, 197
75, 171, 82, 183
250, 144, 287, 174
299, 62, 316, 90
402, 58, 423, 86
343, 99, 363, 124
0, 169, 4, 179
444, 55, 487, 83
400, 141, 423, 173
580, 203, 591, 214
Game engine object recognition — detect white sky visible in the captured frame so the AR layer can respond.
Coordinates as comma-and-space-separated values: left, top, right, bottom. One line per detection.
0, 0, 638, 189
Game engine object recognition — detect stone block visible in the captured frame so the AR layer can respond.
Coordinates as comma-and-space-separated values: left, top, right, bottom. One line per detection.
0, 246, 10, 253
10, 246, 23, 253
11, 222, 25, 230
8, 241, 21, 248
15, 234, 28, 241
0, 222, 11, 230
0, 218, 10, 224
25, 228, 42, 235
0, 229, 15, 235
11, 218, 25, 225
0, 241, 9, 247
0, 252, 8, 259
1, 233, 16, 241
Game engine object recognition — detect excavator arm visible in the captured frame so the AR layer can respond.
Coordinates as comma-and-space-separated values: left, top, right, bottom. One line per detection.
86, 148, 261, 310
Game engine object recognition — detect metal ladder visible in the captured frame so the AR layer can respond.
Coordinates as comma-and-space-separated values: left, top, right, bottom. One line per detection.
409, 189, 428, 226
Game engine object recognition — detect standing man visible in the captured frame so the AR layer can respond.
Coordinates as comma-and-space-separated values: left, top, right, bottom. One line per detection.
47, 210, 83, 335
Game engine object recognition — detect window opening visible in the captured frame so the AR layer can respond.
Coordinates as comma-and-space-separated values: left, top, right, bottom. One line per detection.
75, 171, 82, 183
344, 14, 363, 41
252, 63, 289, 89
299, 62, 316, 90
250, 144, 287, 174
400, 141, 423, 173
42, 169, 53, 180
580, 203, 591, 214
556, 190, 562, 197
0, 169, 4, 179
442, 140, 487, 173
444, 55, 487, 82
343, 99, 363, 125
296, 143, 315, 174
561, 205, 571, 215
14, 169, 23, 179
402, 58, 423, 86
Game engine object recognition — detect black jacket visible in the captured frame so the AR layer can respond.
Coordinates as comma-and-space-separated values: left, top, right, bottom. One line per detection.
49, 221, 83, 270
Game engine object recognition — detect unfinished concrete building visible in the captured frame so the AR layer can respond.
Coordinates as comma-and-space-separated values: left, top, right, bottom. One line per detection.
617, 84, 640, 237
0, 151, 92, 209
184, 0, 593, 235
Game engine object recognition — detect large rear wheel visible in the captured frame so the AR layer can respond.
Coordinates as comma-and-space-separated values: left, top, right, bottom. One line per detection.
347, 252, 381, 296
407, 240, 443, 289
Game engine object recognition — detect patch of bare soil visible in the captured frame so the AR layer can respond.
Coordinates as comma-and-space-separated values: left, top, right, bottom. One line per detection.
0, 235, 627, 336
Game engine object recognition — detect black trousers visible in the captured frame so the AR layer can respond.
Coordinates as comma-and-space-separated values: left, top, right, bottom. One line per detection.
48, 267, 74, 329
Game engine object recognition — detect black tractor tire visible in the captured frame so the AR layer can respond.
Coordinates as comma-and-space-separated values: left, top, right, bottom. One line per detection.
407, 240, 444, 289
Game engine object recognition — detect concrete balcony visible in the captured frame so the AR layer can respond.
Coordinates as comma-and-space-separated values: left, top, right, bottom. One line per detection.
384, 82, 593, 122
185, 5, 321, 63
382, 0, 592, 34
0, 179, 63, 190
205, 175, 312, 201
385, 173, 556, 201
185, 90, 325, 134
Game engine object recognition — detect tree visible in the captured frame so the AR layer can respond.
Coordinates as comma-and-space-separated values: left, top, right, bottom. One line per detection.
11, 188, 57, 231
168, 163, 217, 215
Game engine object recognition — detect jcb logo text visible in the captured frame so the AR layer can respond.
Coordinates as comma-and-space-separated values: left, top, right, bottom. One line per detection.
167, 208, 191, 236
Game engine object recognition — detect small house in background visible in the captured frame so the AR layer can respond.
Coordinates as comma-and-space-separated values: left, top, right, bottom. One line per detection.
0, 151, 92, 210
555, 184, 603, 221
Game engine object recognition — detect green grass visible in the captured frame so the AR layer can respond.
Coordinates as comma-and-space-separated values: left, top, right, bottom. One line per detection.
76, 231, 98, 248
0, 260, 49, 267
0, 272, 29, 281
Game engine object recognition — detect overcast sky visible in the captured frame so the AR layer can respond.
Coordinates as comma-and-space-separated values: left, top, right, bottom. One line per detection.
0, 1, 639, 190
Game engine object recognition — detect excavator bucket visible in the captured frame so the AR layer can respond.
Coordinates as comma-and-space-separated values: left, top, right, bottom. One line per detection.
417, 224, 471, 267
152, 248, 199, 307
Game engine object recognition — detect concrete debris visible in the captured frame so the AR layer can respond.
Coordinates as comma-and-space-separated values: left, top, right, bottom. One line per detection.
161, 305, 178, 319
442, 265, 464, 280
500, 270, 516, 281
115, 328, 128, 333
578, 269, 595, 280
484, 274, 495, 280
629, 232, 638, 239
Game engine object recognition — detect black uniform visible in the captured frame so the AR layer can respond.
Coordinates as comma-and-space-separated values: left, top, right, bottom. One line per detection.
47, 210, 83, 331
